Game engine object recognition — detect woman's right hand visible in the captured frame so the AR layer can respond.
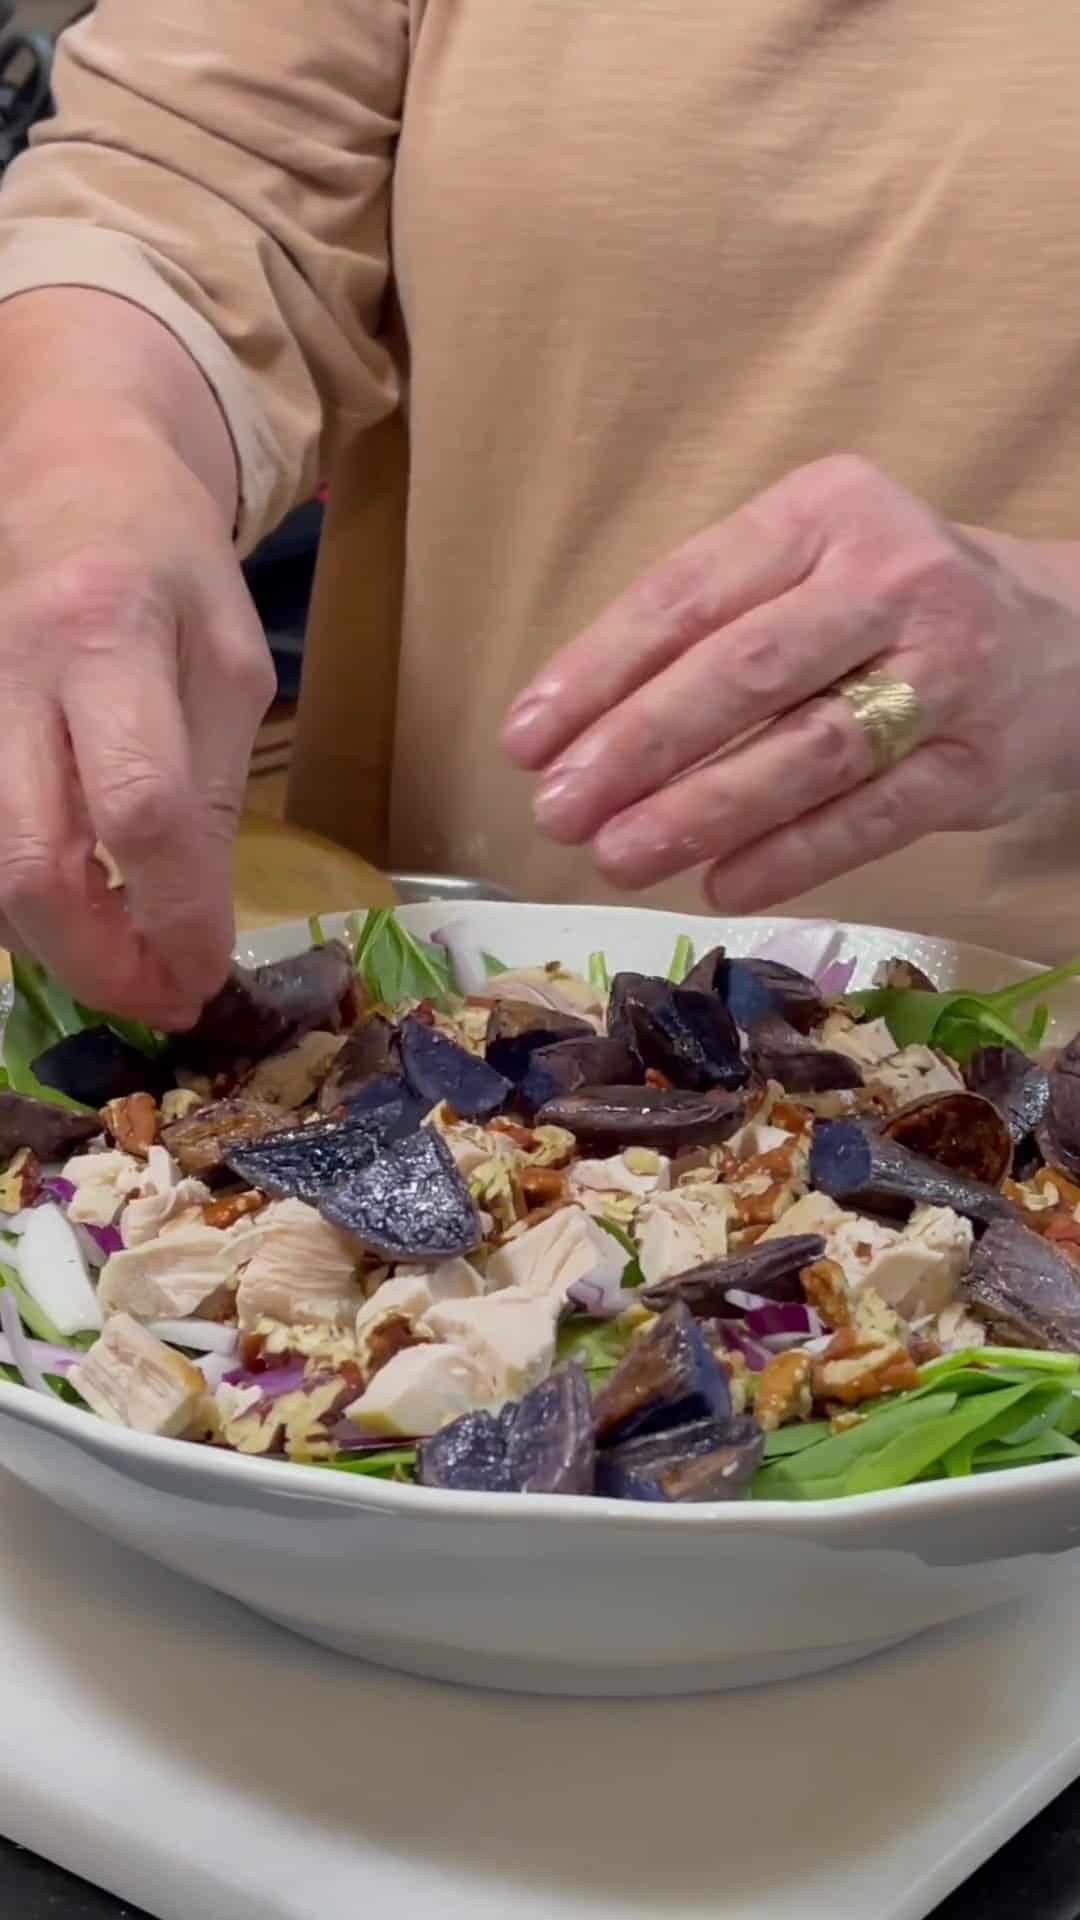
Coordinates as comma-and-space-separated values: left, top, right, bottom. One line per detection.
0, 390, 275, 1031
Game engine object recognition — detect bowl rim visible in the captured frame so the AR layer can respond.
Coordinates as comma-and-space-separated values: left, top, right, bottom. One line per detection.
4, 899, 1076, 1534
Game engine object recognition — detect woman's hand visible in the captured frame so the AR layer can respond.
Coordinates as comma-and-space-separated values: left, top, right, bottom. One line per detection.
0, 409, 274, 1029
503, 455, 1080, 908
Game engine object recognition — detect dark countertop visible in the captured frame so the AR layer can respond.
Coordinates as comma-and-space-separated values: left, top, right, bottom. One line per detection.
6, 1781, 1080, 1920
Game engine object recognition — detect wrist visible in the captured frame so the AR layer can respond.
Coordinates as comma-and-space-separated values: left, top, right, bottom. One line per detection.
0, 287, 238, 531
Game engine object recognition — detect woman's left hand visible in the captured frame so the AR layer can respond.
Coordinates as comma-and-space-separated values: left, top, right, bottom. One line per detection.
503, 455, 1080, 908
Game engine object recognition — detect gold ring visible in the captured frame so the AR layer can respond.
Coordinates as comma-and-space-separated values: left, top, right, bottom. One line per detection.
833, 670, 924, 775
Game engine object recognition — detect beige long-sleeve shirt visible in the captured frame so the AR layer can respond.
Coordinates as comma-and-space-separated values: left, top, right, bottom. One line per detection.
2, 0, 1080, 959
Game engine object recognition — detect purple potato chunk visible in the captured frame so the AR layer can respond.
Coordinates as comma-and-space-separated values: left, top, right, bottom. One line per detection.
516, 1035, 640, 1118
747, 1013, 863, 1094
641, 1234, 827, 1314
224, 1105, 410, 1204
596, 1414, 764, 1502
163, 1096, 288, 1181
318, 1016, 399, 1113
485, 1002, 594, 1082
1039, 1040, 1080, 1183
505, 1362, 595, 1494
417, 1363, 594, 1495
809, 1117, 1014, 1230
689, 953, 826, 1036
32, 1028, 175, 1107
965, 1045, 1050, 1151
173, 940, 356, 1073
607, 974, 747, 1091
398, 1015, 511, 1120
881, 1091, 1012, 1186
321, 1127, 482, 1260
0, 1090, 99, 1161
592, 1301, 732, 1447
417, 1410, 516, 1492
537, 1084, 747, 1154
962, 1219, 1080, 1352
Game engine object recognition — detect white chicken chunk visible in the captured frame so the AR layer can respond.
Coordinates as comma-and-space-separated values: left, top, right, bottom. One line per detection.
421, 1290, 557, 1403
818, 1013, 898, 1069
867, 1045, 965, 1106
235, 1199, 363, 1331
62, 1150, 144, 1228
723, 1121, 796, 1164
99, 1216, 253, 1322
72, 1314, 208, 1437
353, 1262, 483, 1373
484, 966, 605, 1026
635, 1187, 735, 1288
344, 1343, 495, 1437
567, 1149, 671, 1204
485, 1204, 625, 1305
766, 1193, 972, 1321
120, 1146, 212, 1248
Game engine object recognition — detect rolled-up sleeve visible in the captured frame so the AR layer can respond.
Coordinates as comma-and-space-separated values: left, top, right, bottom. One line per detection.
0, 0, 407, 550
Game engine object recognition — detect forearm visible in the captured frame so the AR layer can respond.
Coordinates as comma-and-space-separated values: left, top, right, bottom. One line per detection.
0, 287, 238, 527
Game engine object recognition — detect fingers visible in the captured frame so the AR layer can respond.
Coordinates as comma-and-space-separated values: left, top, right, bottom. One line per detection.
180, 571, 276, 939
64, 632, 233, 1026
528, 584, 888, 845
0, 695, 185, 1021
503, 474, 829, 770
701, 741, 978, 913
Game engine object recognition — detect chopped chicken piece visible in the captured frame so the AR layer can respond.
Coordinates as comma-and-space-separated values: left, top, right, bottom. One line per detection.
235, 1199, 363, 1331
865, 1045, 964, 1108
353, 1262, 482, 1373
636, 1186, 735, 1287
100, 1215, 253, 1321
825, 1205, 972, 1321
722, 1121, 796, 1165
120, 1146, 212, 1248
935, 1300, 987, 1352
485, 1204, 625, 1304
421, 1290, 557, 1402
761, 1191, 846, 1241
818, 1013, 898, 1068
345, 1343, 496, 1437
71, 1314, 208, 1437
240, 1030, 346, 1109
481, 965, 605, 1026
568, 1149, 671, 1205
62, 1149, 145, 1227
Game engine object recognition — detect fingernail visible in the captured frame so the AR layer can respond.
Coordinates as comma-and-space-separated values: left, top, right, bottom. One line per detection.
533, 772, 589, 836
503, 699, 554, 759
595, 818, 662, 877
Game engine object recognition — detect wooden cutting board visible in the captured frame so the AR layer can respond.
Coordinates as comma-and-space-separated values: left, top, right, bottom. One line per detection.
0, 813, 396, 979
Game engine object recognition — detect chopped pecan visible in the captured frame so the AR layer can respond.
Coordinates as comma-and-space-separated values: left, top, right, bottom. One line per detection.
1044, 1214, 1080, 1262
517, 1166, 567, 1209
202, 1188, 268, 1231
812, 1328, 918, 1406
645, 1068, 674, 1091
754, 1349, 813, 1431
359, 1313, 422, 1379
100, 1091, 159, 1158
161, 1087, 206, 1125
800, 1257, 852, 1330
0, 1147, 41, 1213
488, 1117, 536, 1150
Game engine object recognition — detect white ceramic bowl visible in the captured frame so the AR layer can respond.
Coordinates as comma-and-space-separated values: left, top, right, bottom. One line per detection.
3, 903, 1080, 1699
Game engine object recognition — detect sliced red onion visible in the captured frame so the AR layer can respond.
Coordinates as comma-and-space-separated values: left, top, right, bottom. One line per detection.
222, 1360, 308, 1401
80, 1220, 123, 1260
42, 1177, 76, 1208
149, 1319, 239, 1356
431, 921, 489, 996
327, 1420, 416, 1453
752, 922, 853, 992
566, 1269, 638, 1320
742, 1300, 823, 1342
710, 1321, 772, 1372
0, 1291, 54, 1395
817, 956, 858, 998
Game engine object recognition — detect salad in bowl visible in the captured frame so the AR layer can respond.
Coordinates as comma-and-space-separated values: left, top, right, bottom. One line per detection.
2, 903, 1080, 1514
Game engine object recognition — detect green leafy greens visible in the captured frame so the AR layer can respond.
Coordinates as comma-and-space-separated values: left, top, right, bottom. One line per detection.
348, 908, 456, 1010
2, 954, 165, 1109
754, 1350, 1080, 1500
848, 955, 1080, 1065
